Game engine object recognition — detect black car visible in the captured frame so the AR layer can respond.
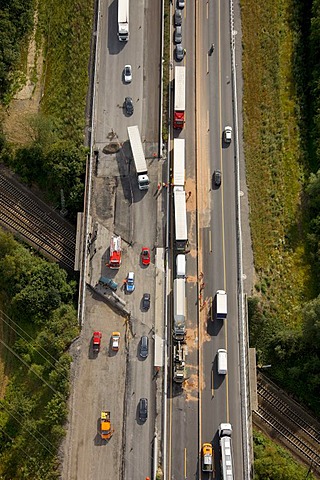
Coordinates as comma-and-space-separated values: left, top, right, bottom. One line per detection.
124, 97, 134, 116
214, 169, 221, 187
139, 398, 148, 421
174, 9, 182, 26
140, 336, 149, 358
142, 293, 150, 310
175, 44, 184, 62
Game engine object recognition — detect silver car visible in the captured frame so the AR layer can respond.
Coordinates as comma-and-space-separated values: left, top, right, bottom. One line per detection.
175, 44, 184, 62
174, 9, 182, 26
174, 26, 182, 44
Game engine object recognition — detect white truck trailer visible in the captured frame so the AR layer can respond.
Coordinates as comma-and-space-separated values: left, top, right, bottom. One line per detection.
174, 190, 188, 252
173, 66, 186, 129
173, 138, 185, 189
173, 278, 186, 341
127, 126, 150, 190
118, 0, 129, 41
215, 290, 227, 320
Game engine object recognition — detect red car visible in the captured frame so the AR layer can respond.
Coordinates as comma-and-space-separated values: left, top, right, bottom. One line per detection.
93, 331, 102, 353
141, 247, 151, 266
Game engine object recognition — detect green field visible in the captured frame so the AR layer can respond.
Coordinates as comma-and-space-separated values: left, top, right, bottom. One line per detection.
242, 0, 311, 326
242, 0, 320, 426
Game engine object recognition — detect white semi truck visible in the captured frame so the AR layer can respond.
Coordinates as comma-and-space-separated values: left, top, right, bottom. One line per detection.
118, 0, 129, 42
219, 423, 234, 480
127, 126, 150, 190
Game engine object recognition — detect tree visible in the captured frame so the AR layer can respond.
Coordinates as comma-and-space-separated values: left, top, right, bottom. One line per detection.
302, 295, 320, 348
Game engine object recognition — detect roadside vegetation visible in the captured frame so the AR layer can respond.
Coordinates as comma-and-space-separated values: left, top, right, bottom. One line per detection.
162, 0, 171, 143
0, 229, 78, 478
0, 0, 34, 104
253, 430, 315, 479
0, 0, 92, 476
0, 0, 93, 220
242, 0, 320, 471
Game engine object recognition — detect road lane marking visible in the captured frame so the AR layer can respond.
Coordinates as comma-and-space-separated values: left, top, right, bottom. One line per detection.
209, 229, 212, 252
216, 0, 230, 421
184, 447, 187, 478
211, 369, 215, 397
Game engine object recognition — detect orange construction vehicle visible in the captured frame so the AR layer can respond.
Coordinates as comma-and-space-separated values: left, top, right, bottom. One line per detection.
100, 411, 114, 440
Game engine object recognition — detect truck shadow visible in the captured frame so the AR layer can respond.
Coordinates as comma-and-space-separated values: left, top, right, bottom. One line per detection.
107, 0, 126, 55
94, 418, 112, 446
207, 316, 223, 336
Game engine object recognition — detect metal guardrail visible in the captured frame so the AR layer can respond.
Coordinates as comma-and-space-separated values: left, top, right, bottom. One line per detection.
229, 0, 252, 478
77, 0, 101, 327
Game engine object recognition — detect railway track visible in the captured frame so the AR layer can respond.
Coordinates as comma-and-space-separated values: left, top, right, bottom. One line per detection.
0, 172, 76, 271
255, 374, 320, 475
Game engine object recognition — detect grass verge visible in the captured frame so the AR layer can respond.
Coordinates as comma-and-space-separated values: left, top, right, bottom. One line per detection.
37, 0, 94, 145
241, 0, 312, 329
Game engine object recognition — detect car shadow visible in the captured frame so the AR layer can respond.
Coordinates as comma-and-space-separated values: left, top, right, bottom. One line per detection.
88, 338, 99, 360
213, 357, 225, 389
94, 417, 112, 446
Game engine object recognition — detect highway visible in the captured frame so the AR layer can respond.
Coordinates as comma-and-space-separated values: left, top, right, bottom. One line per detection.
63, 0, 247, 478
63, 0, 162, 479
168, 0, 244, 479
93, 0, 162, 479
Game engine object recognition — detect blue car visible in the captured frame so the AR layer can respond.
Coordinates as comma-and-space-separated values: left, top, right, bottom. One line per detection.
126, 272, 135, 293
99, 276, 118, 291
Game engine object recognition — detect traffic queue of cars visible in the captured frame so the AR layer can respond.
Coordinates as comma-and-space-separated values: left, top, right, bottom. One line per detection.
174, 1, 185, 62
94, 237, 151, 428
171, 1, 234, 475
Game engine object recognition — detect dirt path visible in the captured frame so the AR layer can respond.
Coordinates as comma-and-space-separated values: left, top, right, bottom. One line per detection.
2, 11, 44, 146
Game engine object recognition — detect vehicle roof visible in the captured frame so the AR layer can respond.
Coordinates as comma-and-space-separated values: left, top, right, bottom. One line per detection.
202, 443, 212, 452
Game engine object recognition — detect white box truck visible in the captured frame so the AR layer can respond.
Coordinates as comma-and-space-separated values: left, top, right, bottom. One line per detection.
127, 126, 149, 190
176, 254, 186, 278
217, 349, 227, 375
215, 290, 227, 320
118, 0, 129, 41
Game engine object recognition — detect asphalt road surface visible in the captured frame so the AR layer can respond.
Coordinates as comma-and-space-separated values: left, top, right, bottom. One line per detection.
62, 0, 162, 479
168, 0, 245, 479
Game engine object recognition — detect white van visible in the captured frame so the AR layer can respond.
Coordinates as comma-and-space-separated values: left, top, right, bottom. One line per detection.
176, 254, 186, 278
217, 349, 227, 375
